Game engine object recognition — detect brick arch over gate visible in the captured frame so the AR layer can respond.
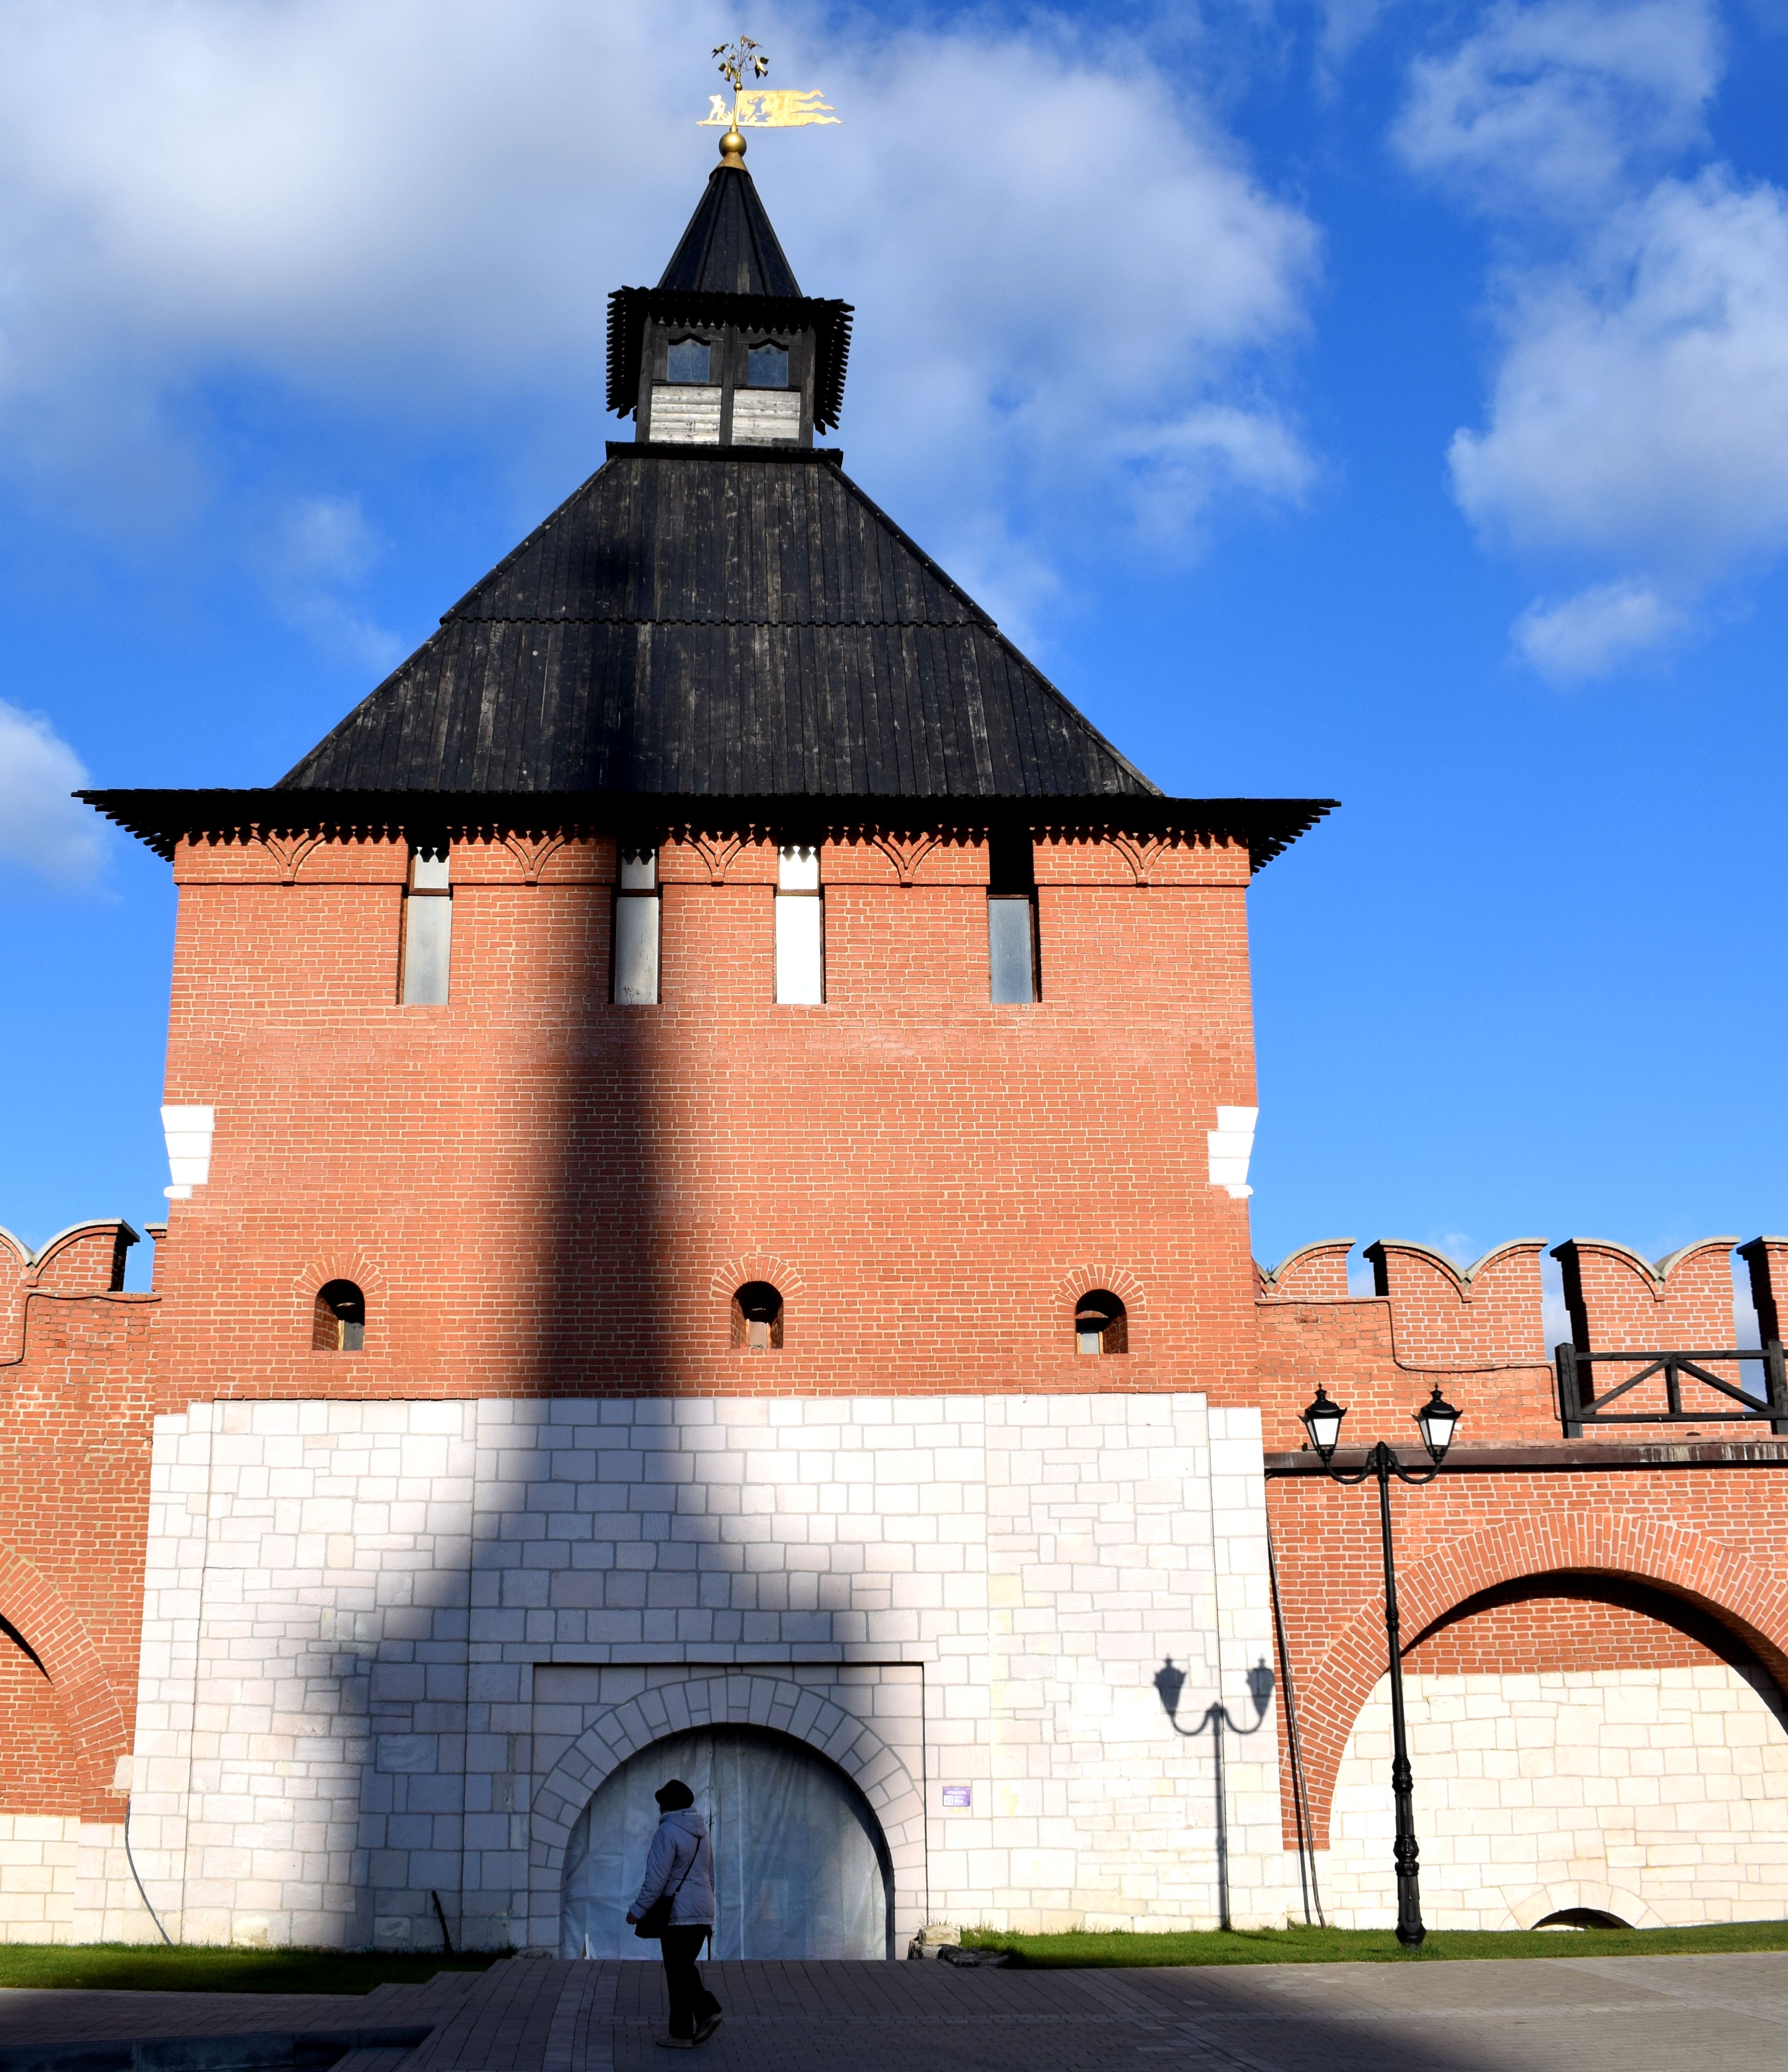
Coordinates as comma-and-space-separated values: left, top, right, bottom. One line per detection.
1296, 1512, 1788, 1847
0, 1542, 128, 1816
527, 1674, 925, 1947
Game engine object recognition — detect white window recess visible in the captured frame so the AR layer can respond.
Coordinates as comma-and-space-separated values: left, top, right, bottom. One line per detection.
613, 849, 661, 1006
776, 845, 824, 1004
162, 1105, 216, 1200
402, 849, 452, 1005
1207, 1106, 1258, 1199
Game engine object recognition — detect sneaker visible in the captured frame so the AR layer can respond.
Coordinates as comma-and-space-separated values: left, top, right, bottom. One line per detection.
693, 2015, 723, 2046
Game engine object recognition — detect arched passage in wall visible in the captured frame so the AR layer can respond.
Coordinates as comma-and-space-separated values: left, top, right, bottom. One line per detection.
1300, 1511, 1788, 1841
1300, 1517, 1788, 1931
530, 1673, 924, 1958
0, 1545, 127, 1816
0, 1616, 79, 1816
560, 1724, 894, 1959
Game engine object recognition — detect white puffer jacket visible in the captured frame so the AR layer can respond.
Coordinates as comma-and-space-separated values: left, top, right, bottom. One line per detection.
632, 1808, 715, 1928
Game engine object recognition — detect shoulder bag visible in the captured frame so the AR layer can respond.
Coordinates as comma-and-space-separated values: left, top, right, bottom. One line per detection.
633, 1833, 700, 1939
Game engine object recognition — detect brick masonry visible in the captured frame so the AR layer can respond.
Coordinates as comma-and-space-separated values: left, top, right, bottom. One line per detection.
4, 828, 1788, 1940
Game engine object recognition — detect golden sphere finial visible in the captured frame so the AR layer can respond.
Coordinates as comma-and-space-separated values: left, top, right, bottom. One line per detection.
719, 126, 747, 165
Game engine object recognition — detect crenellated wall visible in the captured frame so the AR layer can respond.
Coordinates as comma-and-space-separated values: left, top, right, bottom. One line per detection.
0, 1220, 162, 1942
1256, 1231, 1788, 1934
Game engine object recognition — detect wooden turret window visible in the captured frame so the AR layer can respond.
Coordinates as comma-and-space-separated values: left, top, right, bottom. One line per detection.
313, 1281, 366, 1353
1076, 1291, 1127, 1355
732, 1282, 784, 1350
401, 846, 451, 1005
746, 341, 789, 387
667, 337, 712, 383
613, 848, 661, 1006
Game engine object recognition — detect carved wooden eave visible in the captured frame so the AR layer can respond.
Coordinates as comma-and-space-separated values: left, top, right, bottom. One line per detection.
77, 789, 1335, 876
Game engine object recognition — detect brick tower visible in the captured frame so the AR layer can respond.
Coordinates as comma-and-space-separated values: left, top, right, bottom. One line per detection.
59, 140, 1328, 1953
24, 131, 1779, 1962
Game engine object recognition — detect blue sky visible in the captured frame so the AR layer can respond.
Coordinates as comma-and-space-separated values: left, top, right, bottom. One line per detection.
2, 0, 1786, 1308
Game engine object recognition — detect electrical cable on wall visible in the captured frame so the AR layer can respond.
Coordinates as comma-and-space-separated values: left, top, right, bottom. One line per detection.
123, 1789, 174, 1944
1265, 1522, 1326, 1928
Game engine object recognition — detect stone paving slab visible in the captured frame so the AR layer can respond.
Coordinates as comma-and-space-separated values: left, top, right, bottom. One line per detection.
7, 1953, 1788, 2072
0, 1973, 481, 2048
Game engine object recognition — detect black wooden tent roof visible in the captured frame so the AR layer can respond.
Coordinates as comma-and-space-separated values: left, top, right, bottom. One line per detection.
81, 164, 1333, 869
82, 447, 1332, 863
271, 445, 1169, 799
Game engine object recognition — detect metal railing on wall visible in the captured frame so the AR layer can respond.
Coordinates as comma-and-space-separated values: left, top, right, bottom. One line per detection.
1555, 1341, 1788, 1439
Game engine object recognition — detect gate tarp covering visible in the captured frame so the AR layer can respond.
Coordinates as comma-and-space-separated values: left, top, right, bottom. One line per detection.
560, 1724, 891, 1959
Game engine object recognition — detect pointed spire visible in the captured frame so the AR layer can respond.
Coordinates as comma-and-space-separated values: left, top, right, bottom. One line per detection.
656, 163, 803, 298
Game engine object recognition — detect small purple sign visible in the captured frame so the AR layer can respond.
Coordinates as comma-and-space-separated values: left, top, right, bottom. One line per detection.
941, 1784, 972, 1809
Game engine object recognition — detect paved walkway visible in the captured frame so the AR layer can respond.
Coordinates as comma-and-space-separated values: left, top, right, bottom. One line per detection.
5, 1952, 1788, 2072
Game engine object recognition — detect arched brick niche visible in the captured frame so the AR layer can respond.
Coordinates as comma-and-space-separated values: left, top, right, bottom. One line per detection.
0, 1545, 127, 1819
1301, 1519, 1788, 1932
527, 1672, 925, 1953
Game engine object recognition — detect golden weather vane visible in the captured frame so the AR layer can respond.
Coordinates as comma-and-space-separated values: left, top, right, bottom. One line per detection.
699, 37, 839, 164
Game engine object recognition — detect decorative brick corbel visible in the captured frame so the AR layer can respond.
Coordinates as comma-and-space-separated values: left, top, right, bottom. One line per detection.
870, 830, 941, 887
691, 832, 744, 885
1109, 832, 1166, 887
503, 831, 569, 885
262, 831, 328, 884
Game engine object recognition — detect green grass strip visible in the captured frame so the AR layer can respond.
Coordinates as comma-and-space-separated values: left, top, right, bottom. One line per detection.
961, 1918, 1788, 1967
0, 1945, 502, 1994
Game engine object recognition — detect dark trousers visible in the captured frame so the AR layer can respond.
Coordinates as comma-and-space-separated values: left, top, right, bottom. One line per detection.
659, 1924, 720, 2039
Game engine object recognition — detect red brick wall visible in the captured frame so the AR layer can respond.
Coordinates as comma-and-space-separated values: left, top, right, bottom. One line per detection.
0, 1643, 81, 1817
13, 805, 1788, 1886
1556, 1237, 1740, 1351
151, 827, 1262, 1402
1402, 1573, 1755, 1678
1266, 1472, 1788, 1850
0, 1228, 157, 1822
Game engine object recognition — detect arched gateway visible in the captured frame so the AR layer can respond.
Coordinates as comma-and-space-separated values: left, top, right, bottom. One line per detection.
560, 1726, 894, 1959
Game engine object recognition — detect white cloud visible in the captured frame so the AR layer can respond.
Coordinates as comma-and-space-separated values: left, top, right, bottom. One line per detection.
0, 2, 1319, 636
251, 493, 400, 674
267, 496, 381, 590
1397, 0, 1720, 215
0, 699, 106, 884
1402, 2, 1788, 675
1452, 172, 1788, 571
1513, 578, 1686, 677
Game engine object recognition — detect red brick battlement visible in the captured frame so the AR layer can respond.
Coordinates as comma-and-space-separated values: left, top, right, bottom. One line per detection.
0, 1221, 159, 1824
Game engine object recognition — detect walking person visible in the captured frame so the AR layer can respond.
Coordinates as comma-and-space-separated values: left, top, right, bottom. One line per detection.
626, 1779, 722, 2050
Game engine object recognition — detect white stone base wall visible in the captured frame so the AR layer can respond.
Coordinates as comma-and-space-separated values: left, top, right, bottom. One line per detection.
97, 1392, 1290, 1949
0, 1816, 162, 1944
0, 1815, 78, 1942
1319, 1666, 1788, 1930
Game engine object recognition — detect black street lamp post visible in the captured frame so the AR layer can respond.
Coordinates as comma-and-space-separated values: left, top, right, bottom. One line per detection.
1299, 1383, 1462, 1950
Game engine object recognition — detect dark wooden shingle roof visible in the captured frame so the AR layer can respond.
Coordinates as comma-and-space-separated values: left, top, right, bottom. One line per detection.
80, 161, 1336, 868
275, 447, 1162, 800
657, 164, 803, 296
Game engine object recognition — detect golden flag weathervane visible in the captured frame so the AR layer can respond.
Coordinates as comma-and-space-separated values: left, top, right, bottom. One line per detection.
699, 37, 839, 164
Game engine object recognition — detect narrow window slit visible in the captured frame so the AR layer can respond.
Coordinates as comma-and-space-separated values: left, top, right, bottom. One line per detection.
313, 1281, 366, 1353
1075, 1291, 1127, 1355
731, 1282, 784, 1351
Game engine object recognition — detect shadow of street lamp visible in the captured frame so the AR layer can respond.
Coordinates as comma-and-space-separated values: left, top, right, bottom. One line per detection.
1154, 1655, 1276, 1930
